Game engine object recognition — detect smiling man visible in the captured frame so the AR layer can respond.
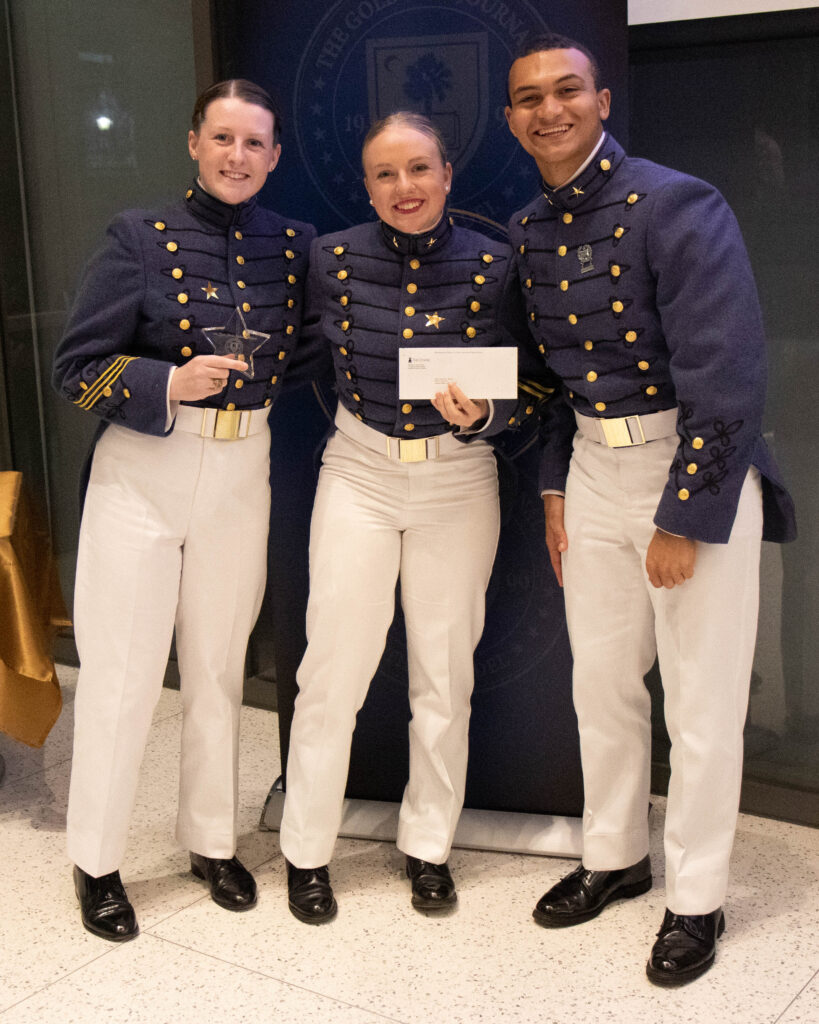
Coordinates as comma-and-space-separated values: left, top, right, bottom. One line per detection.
505, 33, 796, 986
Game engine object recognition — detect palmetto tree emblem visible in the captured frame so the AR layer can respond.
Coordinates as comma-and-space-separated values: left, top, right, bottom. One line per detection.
403, 53, 452, 114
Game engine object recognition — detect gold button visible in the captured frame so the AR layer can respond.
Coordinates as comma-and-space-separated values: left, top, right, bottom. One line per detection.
407, 283, 418, 294
286, 228, 296, 238
166, 241, 178, 252
355, 411, 363, 420
646, 385, 658, 396
237, 280, 246, 289
334, 245, 344, 255
186, 189, 193, 198
345, 370, 352, 380
560, 280, 569, 291
614, 226, 625, 239
79, 381, 88, 390
410, 258, 421, 269
287, 274, 296, 284
625, 330, 637, 342
123, 388, 130, 398
180, 319, 190, 330
530, 312, 536, 321
470, 300, 481, 312
102, 386, 112, 397
612, 300, 624, 313
286, 325, 294, 335
507, 416, 516, 426
242, 302, 251, 312
235, 379, 244, 389
271, 375, 278, 385
236, 255, 245, 265
278, 350, 286, 359
568, 314, 578, 324
402, 403, 412, 414
586, 371, 597, 382
687, 463, 698, 475
524, 278, 532, 289
340, 346, 348, 356
611, 265, 621, 277
405, 306, 415, 316
600, 158, 611, 171
154, 220, 166, 231
627, 193, 639, 205
563, 213, 573, 224
235, 230, 242, 240
558, 245, 567, 256
341, 320, 350, 331
475, 274, 486, 285
466, 326, 477, 338
226, 402, 236, 411
337, 270, 348, 280
638, 360, 649, 370
285, 249, 295, 260
538, 343, 545, 353
178, 293, 188, 304
172, 267, 183, 280
519, 244, 526, 254
340, 295, 349, 306
569, 391, 574, 399
181, 346, 192, 357
264, 398, 271, 406
404, 423, 415, 432
353, 392, 361, 402
595, 402, 606, 412
678, 488, 690, 501
584, 340, 593, 351
403, 328, 414, 339
482, 253, 493, 264
526, 405, 534, 415
287, 298, 295, 308
693, 437, 704, 450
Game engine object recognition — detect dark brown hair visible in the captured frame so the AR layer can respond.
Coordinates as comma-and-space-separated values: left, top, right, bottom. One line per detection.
191, 79, 282, 145
507, 32, 603, 101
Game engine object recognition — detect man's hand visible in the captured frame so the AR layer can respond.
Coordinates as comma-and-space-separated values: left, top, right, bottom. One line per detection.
645, 528, 696, 589
431, 382, 488, 429
169, 355, 249, 402
543, 493, 568, 588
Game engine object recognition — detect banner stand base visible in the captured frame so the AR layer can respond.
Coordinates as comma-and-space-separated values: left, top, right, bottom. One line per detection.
260, 777, 583, 858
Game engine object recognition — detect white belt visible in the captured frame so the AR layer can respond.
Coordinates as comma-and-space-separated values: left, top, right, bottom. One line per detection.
174, 404, 269, 440
335, 402, 463, 462
575, 407, 678, 448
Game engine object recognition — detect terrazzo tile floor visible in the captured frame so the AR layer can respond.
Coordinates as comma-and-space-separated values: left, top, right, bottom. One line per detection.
1, 666, 818, 1024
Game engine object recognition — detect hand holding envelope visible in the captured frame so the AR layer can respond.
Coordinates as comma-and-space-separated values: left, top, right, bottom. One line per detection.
398, 347, 518, 399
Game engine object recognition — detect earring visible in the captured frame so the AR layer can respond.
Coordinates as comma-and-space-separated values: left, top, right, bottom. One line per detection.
445, 186, 450, 193
369, 199, 374, 206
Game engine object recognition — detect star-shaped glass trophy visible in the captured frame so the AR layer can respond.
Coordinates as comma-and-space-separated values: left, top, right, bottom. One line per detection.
201, 306, 270, 379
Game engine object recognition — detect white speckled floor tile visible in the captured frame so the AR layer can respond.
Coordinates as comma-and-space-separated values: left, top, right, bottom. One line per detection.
0, 933, 400, 1024
3, 668, 818, 1024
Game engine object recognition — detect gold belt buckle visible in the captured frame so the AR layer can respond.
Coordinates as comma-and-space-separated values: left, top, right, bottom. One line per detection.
599, 415, 645, 448
202, 409, 243, 440
398, 437, 431, 463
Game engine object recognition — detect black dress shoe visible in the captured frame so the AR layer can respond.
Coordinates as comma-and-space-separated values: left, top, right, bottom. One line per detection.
73, 865, 139, 942
285, 859, 337, 924
405, 855, 457, 910
190, 853, 257, 911
533, 854, 651, 927
646, 907, 725, 986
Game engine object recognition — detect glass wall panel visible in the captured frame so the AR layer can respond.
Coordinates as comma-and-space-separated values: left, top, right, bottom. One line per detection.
630, 13, 819, 824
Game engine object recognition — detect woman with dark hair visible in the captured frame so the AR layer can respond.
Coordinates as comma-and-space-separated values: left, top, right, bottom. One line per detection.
54, 79, 315, 940
279, 111, 541, 922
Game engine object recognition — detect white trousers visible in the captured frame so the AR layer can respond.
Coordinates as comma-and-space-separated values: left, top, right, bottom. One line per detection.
279, 425, 500, 868
562, 432, 763, 913
67, 421, 270, 877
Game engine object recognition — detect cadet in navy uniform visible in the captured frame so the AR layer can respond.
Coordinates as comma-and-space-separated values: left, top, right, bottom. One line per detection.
279, 112, 542, 922
504, 35, 795, 984
53, 80, 315, 941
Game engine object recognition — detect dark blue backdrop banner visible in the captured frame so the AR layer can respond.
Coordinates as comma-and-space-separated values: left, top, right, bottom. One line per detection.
214, 0, 628, 817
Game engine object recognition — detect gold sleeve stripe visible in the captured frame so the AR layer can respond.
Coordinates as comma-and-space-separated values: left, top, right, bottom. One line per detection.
518, 378, 556, 400
74, 355, 140, 410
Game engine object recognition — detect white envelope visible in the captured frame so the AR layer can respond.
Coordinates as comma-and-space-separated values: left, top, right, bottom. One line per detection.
398, 347, 518, 399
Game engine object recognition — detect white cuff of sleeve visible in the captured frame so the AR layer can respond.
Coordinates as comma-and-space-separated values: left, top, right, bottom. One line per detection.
166, 366, 180, 432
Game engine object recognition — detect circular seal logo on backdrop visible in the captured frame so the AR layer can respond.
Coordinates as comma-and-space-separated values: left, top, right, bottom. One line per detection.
293, 0, 547, 229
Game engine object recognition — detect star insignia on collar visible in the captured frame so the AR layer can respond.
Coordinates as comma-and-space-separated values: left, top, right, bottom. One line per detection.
571, 186, 585, 198
425, 312, 445, 329
426, 236, 437, 247
201, 281, 219, 300
201, 306, 270, 379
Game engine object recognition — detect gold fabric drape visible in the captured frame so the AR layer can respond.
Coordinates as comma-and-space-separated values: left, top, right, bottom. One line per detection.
0, 472, 69, 747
